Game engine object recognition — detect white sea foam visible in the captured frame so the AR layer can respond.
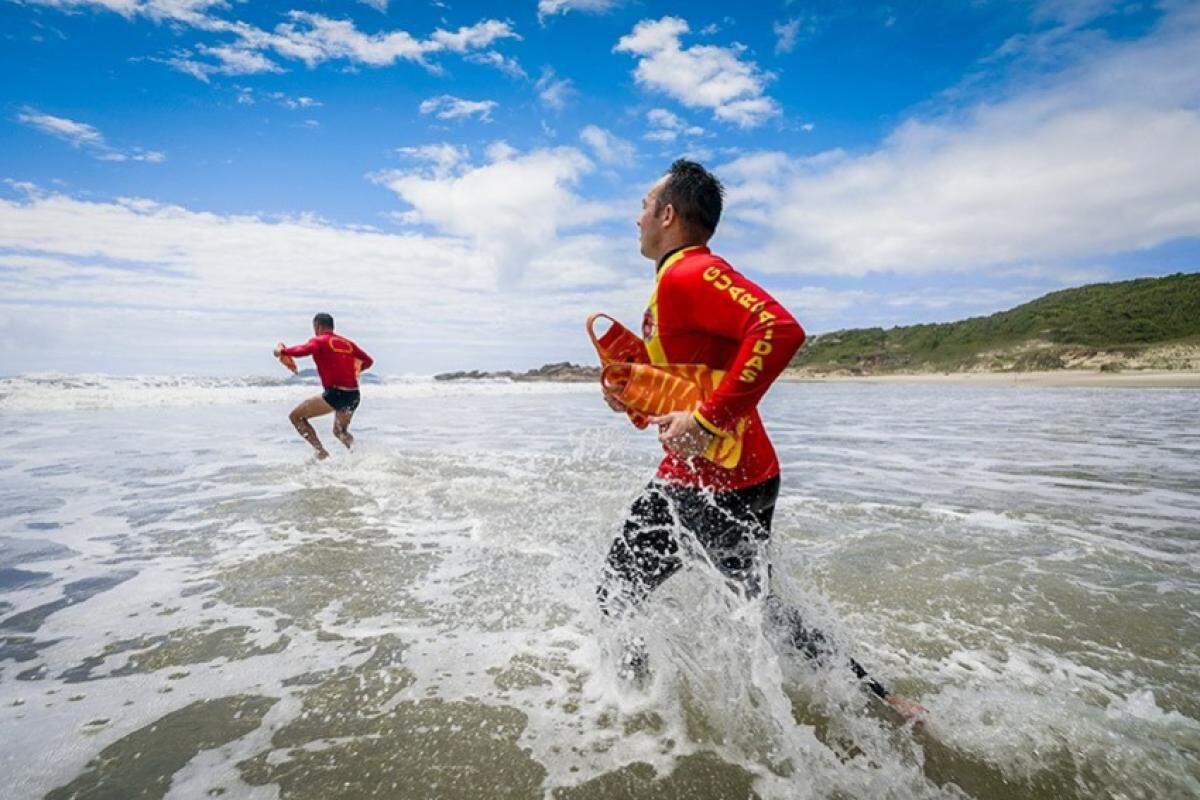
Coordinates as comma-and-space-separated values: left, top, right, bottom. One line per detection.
0, 371, 592, 412
1, 381, 1197, 799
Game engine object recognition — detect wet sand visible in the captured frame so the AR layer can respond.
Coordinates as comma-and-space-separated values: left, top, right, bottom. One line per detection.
786, 370, 1200, 388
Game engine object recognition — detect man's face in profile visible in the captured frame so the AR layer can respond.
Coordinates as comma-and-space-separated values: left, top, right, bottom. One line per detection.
638, 177, 667, 259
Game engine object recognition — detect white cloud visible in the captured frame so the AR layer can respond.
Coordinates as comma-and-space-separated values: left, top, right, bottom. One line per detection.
0, 186, 647, 374
485, 140, 518, 162
16, 109, 105, 149
464, 50, 526, 78
227, 14, 521, 74
537, 0, 618, 23
429, 19, 520, 53
1033, 0, 1119, 28
644, 107, 705, 142
25, 0, 226, 25
579, 125, 636, 165
358, 0, 388, 12
773, 15, 822, 55
396, 143, 469, 177
419, 95, 498, 122
16, 108, 166, 163
169, 43, 284, 80
28, 2, 521, 77
200, 42, 283, 74
535, 67, 574, 109
280, 93, 320, 109
614, 16, 780, 127
371, 145, 604, 250
253, 12, 436, 68
773, 19, 800, 55
233, 88, 321, 109
718, 5, 1200, 277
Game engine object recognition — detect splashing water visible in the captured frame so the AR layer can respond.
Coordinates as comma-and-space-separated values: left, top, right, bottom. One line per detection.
0, 377, 1197, 799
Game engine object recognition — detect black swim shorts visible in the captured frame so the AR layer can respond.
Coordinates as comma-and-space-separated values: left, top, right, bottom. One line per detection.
322, 387, 361, 412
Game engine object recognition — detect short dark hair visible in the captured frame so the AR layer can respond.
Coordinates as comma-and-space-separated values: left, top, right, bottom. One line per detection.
313, 312, 334, 330
656, 159, 724, 238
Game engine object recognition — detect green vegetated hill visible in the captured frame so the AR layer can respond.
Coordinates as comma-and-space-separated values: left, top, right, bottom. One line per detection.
790, 272, 1200, 375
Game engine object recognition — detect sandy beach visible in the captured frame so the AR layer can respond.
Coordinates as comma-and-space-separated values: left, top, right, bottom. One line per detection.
786, 369, 1200, 388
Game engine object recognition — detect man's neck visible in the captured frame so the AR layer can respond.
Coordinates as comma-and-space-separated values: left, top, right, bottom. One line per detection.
654, 241, 705, 269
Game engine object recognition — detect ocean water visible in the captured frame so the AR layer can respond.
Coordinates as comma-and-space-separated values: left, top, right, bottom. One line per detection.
0, 374, 1197, 800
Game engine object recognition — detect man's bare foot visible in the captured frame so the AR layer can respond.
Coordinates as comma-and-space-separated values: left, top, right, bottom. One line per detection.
336, 432, 354, 450
315, 449, 330, 461
885, 694, 928, 724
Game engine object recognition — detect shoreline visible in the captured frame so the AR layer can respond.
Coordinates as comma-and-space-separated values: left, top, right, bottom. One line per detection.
782, 369, 1200, 388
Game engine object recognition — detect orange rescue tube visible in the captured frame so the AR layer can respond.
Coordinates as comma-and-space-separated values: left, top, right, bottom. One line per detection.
277, 344, 298, 375
601, 362, 745, 468
587, 313, 649, 365
587, 314, 651, 429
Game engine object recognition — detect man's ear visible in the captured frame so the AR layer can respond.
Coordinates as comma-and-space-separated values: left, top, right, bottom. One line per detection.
660, 202, 677, 228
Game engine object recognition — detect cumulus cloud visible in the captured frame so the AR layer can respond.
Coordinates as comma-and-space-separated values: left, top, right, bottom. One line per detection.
167, 43, 284, 80
644, 107, 705, 142
614, 16, 780, 128
464, 50, 526, 78
718, 5, 1200, 277
27, 1, 522, 78
0, 186, 644, 374
396, 143, 470, 177
773, 15, 823, 55
371, 144, 608, 254
535, 67, 575, 109
537, 0, 618, 24
579, 125, 636, 165
234, 87, 319, 108
419, 95, 498, 122
25, 0, 226, 25
773, 19, 800, 55
239, 13, 519, 71
16, 108, 166, 163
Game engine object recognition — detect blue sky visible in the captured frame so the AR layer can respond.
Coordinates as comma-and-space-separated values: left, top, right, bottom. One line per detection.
1, 0, 1198, 375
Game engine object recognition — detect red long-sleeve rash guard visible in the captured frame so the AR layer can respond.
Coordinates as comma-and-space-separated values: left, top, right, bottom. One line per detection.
644, 246, 806, 490
281, 333, 374, 389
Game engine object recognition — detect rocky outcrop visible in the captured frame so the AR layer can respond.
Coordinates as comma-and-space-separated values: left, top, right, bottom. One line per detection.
434, 362, 599, 382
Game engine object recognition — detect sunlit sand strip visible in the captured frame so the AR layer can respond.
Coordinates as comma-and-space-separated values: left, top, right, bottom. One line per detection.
785, 370, 1200, 387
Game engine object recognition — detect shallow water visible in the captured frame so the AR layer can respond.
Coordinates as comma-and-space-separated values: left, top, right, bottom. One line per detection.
1, 376, 1197, 799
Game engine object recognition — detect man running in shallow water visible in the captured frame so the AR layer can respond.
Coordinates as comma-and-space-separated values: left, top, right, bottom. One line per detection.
597, 160, 925, 721
275, 313, 374, 460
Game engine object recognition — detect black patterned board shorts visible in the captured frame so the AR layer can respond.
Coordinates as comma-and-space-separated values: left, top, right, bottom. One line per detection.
322, 387, 361, 412
597, 475, 780, 617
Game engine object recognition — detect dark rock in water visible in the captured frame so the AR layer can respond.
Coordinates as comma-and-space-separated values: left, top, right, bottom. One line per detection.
287, 369, 322, 385
287, 368, 380, 384
435, 362, 599, 382
433, 369, 516, 381
521, 361, 599, 381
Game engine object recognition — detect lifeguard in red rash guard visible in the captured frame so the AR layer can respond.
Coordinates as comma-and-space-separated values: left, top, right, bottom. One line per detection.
274, 312, 373, 460
595, 160, 925, 722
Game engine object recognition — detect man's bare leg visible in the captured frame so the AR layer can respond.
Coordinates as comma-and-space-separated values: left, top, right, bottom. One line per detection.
332, 408, 355, 450
289, 395, 334, 459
